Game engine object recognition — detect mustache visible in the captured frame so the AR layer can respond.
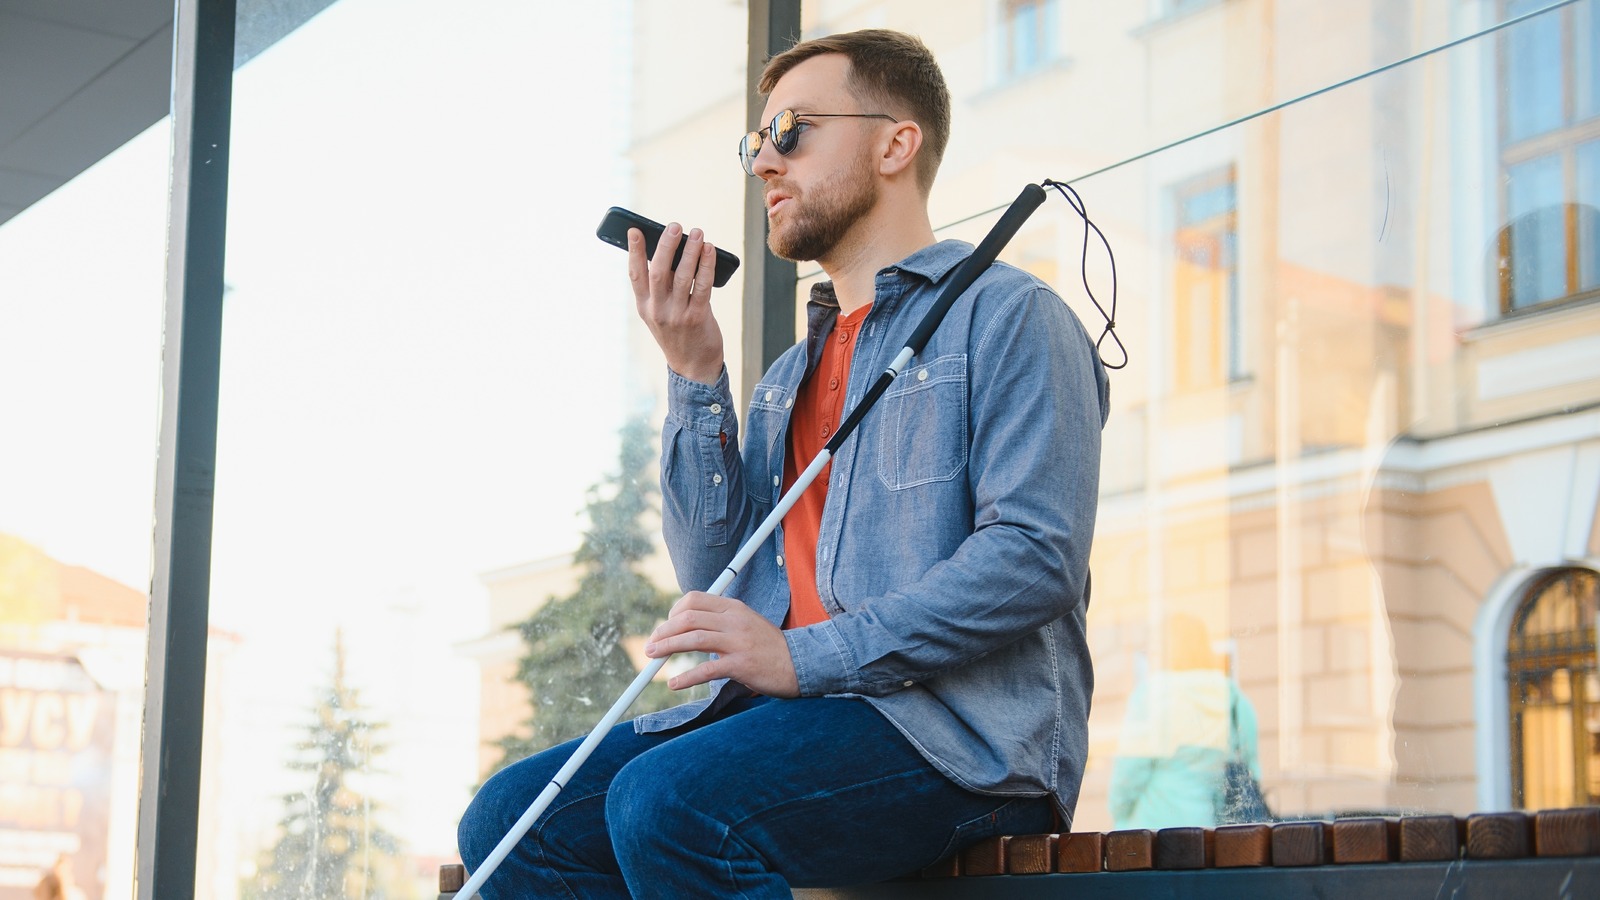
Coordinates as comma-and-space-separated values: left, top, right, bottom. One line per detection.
765, 180, 800, 201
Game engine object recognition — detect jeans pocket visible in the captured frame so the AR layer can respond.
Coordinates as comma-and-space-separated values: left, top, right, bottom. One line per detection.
930, 809, 993, 865
930, 797, 1056, 864
875, 354, 968, 490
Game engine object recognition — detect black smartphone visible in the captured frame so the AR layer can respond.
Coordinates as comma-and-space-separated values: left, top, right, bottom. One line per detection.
596, 206, 741, 288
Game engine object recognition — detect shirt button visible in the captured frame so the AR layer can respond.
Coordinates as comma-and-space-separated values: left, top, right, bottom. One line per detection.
710, 403, 722, 414
776, 555, 785, 567
821, 426, 830, 438
829, 377, 839, 390
773, 476, 781, 487
838, 333, 848, 344
902, 680, 914, 687
712, 474, 722, 485
765, 390, 774, 402
917, 370, 928, 382
784, 398, 794, 409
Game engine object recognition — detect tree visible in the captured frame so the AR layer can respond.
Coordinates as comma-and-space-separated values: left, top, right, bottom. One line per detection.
249, 630, 402, 900
490, 418, 695, 772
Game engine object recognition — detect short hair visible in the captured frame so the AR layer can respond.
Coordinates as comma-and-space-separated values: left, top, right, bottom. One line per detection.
758, 29, 952, 193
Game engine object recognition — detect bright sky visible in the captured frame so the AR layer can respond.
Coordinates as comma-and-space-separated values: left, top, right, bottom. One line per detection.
0, 0, 641, 874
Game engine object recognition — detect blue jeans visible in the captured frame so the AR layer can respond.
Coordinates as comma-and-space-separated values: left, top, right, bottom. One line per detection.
458, 695, 1055, 898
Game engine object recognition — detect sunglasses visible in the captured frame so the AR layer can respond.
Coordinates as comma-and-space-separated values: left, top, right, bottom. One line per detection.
739, 109, 899, 176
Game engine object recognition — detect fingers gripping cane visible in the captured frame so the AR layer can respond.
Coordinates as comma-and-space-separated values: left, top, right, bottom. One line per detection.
458, 182, 1048, 898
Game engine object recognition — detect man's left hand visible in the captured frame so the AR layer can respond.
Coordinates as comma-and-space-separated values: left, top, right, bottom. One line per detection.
645, 592, 800, 698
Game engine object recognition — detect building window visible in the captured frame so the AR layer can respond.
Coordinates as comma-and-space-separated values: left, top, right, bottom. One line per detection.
1507, 568, 1600, 811
1496, 0, 1600, 313
997, 0, 1061, 81
1163, 0, 1219, 16
1172, 167, 1243, 390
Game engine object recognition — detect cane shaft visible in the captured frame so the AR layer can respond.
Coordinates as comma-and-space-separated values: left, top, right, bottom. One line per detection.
460, 183, 1049, 898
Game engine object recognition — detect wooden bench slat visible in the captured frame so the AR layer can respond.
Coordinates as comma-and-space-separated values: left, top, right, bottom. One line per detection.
1271, 821, 1329, 867
1466, 812, 1532, 860
1398, 814, 1461, 862
1331, 817, 1398, 864
1056, 831, 1106, 873
1535, 807, 1600, 857
1004, 833, 1056, 875
1215, 823, 1273, 867
1103, 829, 1155, 872
959, 835, 1007, 876
1153, 826, 1213, 870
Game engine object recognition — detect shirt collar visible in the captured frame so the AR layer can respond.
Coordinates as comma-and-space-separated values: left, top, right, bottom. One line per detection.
805, 238, 975, 310
889, 239, 974, 284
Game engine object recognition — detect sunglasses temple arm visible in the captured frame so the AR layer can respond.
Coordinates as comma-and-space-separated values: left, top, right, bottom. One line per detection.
456, 179, 1049, 900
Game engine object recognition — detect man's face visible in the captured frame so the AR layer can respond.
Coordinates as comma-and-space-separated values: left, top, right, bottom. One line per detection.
755, 54, 882, 263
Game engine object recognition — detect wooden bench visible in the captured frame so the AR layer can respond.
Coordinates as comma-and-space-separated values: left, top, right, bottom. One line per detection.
436, 807, 1600, 898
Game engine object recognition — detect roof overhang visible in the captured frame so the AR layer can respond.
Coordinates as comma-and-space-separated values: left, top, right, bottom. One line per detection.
0, 0, 339, 229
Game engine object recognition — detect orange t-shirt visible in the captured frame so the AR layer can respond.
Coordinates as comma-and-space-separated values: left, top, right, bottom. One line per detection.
782, 303, 872, 629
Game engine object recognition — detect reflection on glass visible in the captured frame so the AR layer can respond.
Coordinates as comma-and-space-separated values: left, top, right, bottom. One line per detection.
0, 123, 166, 899
1508, 571, 1598, 811
1499, 0, 1600, 314
1580, 0, 1600, 119
997, 0, 1061, 81
210, 2, 653, 897
1505, 155, 1567, 308
1580, 140, 1600, 291
777, 0, 1600, 835
1505, 0, 1565, 141
1173, 169, 1241, 389
1108, 614, 1263, 829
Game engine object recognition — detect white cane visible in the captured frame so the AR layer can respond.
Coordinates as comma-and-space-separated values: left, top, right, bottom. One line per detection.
458, 182, 1048, 899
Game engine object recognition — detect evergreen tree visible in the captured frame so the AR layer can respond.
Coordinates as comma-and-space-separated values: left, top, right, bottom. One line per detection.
250, 630, 402, 900
490, 418, 695, 772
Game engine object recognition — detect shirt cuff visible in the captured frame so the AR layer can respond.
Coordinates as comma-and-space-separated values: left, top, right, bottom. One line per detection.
666, 365, 735, 436
784, 619, 859, 696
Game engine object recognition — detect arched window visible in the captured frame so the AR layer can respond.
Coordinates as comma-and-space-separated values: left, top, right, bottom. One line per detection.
1507, 567, 1600, 810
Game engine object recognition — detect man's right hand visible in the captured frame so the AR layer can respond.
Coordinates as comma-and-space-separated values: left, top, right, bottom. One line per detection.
629, 223, 725, 385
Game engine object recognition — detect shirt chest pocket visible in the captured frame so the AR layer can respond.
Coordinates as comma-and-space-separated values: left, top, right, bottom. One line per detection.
875, 354, 968, 491
744, 383, 793, 502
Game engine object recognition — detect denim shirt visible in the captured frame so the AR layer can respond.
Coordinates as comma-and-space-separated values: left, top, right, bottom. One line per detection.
636, 239, 1110, 823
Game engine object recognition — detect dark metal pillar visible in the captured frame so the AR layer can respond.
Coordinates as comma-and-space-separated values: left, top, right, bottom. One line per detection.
135, 0, 235, 897
742, 0, 802, 404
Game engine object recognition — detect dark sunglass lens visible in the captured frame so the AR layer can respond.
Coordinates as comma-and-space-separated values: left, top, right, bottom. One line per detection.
740, 132, 761, 174
773, 110, 799, 155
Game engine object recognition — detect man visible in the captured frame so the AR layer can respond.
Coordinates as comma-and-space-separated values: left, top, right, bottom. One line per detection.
458, 29, 1108, 898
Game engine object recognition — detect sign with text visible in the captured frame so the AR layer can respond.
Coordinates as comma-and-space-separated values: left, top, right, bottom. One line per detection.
0, 653, 114, 900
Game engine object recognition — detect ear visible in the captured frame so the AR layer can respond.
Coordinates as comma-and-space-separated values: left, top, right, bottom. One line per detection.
877, 120, 923, 179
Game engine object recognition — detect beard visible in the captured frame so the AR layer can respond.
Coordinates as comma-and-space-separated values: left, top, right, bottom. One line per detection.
767, 153, 878, 263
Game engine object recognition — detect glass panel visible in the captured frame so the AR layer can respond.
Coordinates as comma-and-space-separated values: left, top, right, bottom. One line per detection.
1505, 0, 1566, 141
1586, 672, 1600, 800
1521, 690, 1575, 810
1004, 0, 1577, 183
207, 1, 740, 897
1580, 139, 1600, 291
787, 0, 1600, 832
1506, 153, 1568, 308
1577, 0, 1599, 120
1012, 2, 1040, 74
183, 0, 1600, 890
0, 128, 166, 898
